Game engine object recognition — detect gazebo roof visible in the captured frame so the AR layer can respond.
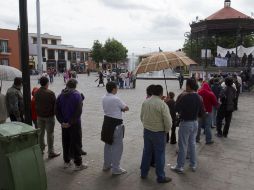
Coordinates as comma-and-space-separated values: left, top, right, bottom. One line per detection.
206, 7, 250, 20
190, 0, 254, 34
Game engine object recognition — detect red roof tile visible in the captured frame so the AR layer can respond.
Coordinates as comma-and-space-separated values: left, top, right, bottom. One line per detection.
206, 7, 250, 20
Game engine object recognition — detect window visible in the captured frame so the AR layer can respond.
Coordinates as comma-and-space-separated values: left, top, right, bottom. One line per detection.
33, 37, 37, 44
68, 52, 72, 60
0, 59, 9, 65
51, 39, 57, 45
58, 50, 65, 60
80, 52, 84, 61
42, 38, 48, 44
85, 52, 89, 61
0, 40, 8, 52
42, 48, 45, 57
48, 49, 55, 59
72, 52, 76, 61
77, 52, 80, 59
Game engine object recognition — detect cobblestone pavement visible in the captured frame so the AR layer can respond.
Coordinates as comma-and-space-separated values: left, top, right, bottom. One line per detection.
2, 74, 254, 190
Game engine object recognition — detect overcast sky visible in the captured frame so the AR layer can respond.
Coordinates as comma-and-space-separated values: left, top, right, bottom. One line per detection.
0, 0, 253, 55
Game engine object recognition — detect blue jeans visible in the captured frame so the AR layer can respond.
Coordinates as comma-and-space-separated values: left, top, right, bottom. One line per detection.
141, 129, 166, 182
196, 113, 213, 143
177, 121, 198, 168
212, 107, 217, 127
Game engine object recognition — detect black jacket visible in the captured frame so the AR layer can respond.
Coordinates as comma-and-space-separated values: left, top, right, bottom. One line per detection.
219, 86, 236, 112
101, 115, 123, 145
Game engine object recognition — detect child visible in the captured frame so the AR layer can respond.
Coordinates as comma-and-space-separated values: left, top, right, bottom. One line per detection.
165, 92, 177, 144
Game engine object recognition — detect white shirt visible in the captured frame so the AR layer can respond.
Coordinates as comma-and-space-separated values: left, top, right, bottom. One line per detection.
102, 93, 127, 120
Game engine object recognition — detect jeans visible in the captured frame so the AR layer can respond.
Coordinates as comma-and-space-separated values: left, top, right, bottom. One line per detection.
104, 125, 124, 173
62, 121, 82, 166
140, 129, 167, 182
37, 116, 55, 154
212, 107, 217, 127
196, 113, 213, 143
177, 121, 198, 168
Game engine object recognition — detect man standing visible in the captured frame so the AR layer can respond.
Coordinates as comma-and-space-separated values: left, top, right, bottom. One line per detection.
55, 79, 87, 171
196, 82, 218, 144
101, 82, 129, 175
6, 77, 24, 122
140, 85, 172, 183
35, 76, 60, 158
171, 78, 204, 173
178, 73, 184, 89
216, 77, 236, 138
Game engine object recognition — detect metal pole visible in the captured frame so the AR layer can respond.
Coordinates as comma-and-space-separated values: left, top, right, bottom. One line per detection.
36, 0, 43, 73
19, 0, 32, 125
163, 70, 169, 96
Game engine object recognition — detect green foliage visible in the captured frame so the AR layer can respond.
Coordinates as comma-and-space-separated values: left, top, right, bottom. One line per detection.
91, 40, 104, 64
183, 33, 254, 60
103, 38, 128, 63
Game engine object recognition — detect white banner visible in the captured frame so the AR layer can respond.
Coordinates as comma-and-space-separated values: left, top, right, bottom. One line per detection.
217, 45, 254, 58
215, 57, 228, 67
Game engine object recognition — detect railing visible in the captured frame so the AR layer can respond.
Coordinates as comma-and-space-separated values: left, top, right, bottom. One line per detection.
0, 47, 11, 53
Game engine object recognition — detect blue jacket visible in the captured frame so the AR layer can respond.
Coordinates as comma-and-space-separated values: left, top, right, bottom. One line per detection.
55, 88, 83, 125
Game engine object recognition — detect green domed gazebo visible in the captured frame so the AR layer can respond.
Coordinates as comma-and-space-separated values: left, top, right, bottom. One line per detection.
189, 0, 254, 68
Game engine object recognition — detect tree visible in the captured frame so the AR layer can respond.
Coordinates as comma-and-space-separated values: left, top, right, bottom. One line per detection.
91, 40, 104, 65
103, 38, 128, 65
183, 33, 254, 61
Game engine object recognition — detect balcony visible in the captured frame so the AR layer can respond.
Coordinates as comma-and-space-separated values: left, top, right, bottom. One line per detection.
0, 47, 11, 55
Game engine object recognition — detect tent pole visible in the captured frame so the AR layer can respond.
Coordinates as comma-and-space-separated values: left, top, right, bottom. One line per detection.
163, 70, 168, 96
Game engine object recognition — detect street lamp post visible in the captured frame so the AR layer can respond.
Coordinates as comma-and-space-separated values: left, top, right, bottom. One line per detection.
36, 0, 43, 73
19, 0, 32, 125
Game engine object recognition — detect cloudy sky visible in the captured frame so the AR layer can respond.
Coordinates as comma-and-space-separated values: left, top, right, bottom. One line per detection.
0, 0, 253, 55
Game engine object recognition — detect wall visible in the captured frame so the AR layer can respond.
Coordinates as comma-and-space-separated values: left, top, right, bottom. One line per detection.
0, 28, 21, 69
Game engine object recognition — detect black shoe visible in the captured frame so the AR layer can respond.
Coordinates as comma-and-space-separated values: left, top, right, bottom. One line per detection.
216, 133, 223, 138
223, 134, 228, 138
170, 141, 177, 145
48, 152, 61, 159
205, 141, 214, 145
158, 177, 172, 183
81, 150, 87, 156
140, 175, 147, 179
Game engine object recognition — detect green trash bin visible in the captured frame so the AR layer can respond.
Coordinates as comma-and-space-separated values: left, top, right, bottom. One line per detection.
0, 122, 47, 190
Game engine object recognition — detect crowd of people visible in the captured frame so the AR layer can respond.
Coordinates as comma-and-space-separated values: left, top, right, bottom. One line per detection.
223, 51, 253, 67
96, 70, 137, 89
0, 70, 244, 184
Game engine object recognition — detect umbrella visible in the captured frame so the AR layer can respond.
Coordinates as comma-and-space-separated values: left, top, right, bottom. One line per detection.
134, 51, 197, 94
0, 65, 22, 92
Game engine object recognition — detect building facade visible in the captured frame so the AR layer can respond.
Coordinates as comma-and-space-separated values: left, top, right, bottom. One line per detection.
29, 33, 91, 72
0, 28, 21, 69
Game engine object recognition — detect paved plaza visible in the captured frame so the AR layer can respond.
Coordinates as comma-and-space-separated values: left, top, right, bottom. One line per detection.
2, 74, 254, 190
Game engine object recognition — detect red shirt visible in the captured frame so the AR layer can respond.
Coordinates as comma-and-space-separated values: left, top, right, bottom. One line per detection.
198, 82, 218, 113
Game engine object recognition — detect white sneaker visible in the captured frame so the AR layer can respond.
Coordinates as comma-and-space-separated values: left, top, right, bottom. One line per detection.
170, 165, 184, 174
112, 168, 127, 175
102, 166, 111, 172
74, 164, 88, 171
63, 162, 72, 169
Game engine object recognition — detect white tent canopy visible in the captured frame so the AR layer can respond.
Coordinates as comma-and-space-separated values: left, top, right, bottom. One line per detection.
217, 45, 254, 58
